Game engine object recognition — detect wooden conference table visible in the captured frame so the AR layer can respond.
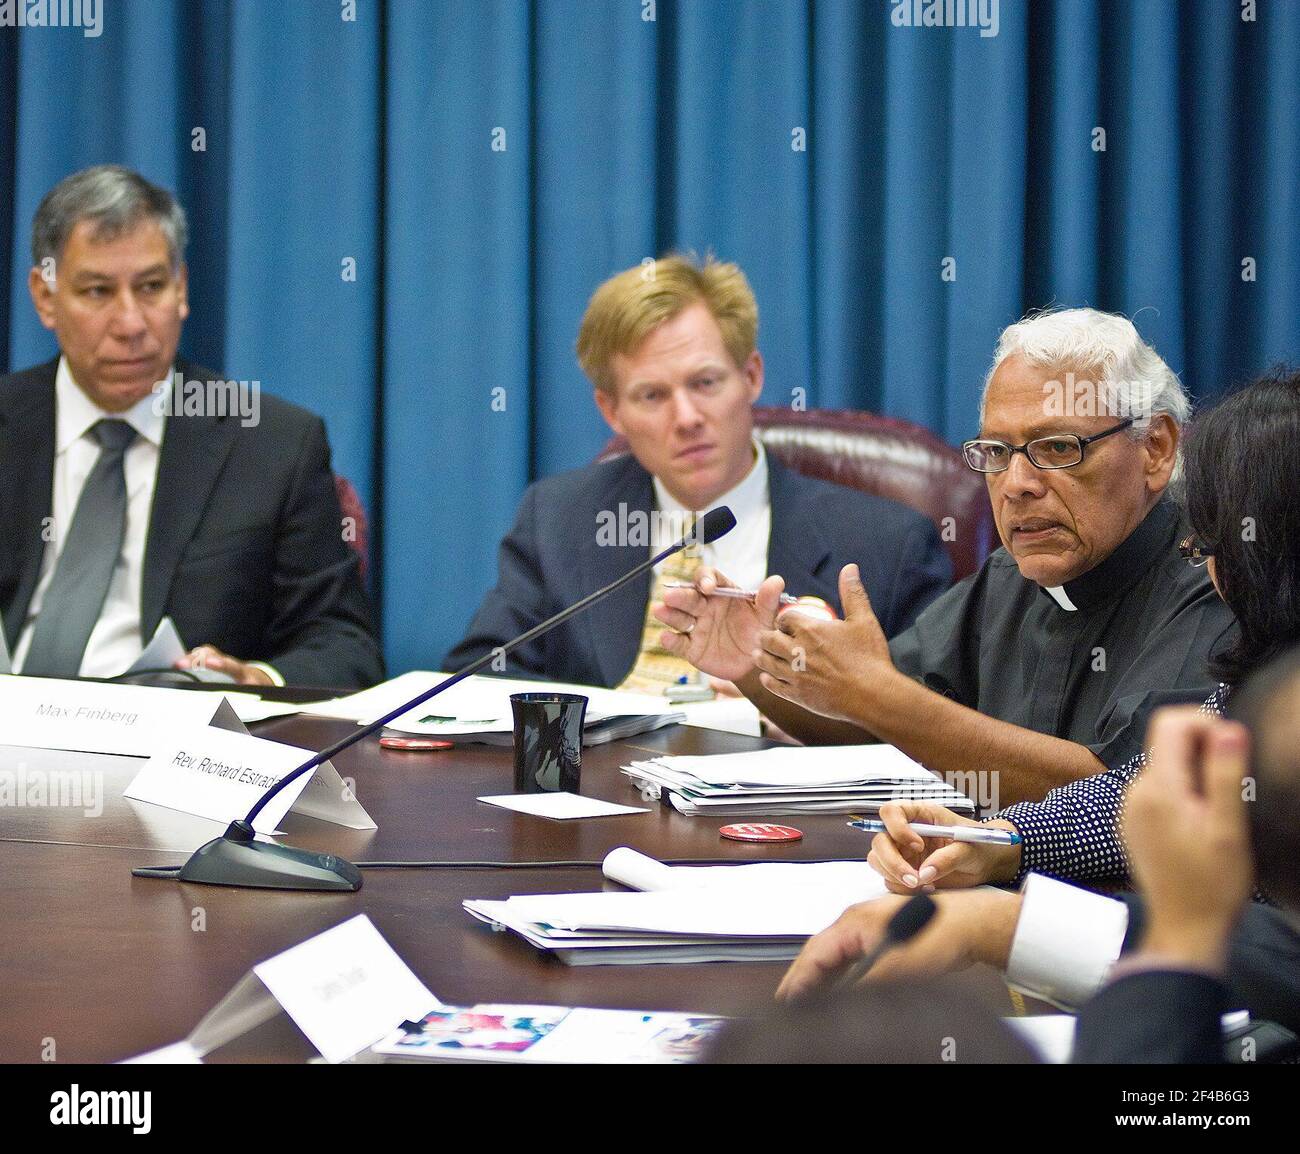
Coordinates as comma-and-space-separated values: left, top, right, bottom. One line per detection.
0, 698, 1018, 1063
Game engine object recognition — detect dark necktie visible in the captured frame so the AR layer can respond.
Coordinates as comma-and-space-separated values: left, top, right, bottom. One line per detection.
22, 418, 138, 678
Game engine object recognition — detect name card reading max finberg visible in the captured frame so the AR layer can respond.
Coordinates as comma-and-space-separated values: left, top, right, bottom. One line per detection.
0, 675, 247, 756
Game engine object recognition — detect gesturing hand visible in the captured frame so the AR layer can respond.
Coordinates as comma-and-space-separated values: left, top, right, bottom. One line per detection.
653, 567, 785, 684
752, 564, 893, 723
775, 889, 1023, 1001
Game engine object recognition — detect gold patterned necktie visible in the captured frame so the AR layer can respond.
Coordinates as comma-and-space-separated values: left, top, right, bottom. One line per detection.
618, 514, 707, 694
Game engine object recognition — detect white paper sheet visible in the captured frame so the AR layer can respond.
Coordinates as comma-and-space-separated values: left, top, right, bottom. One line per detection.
602, 847, 887, 898
500, 885, 877, 938
125, 616, 188, 674
477, 792, 649, 819
646, 744, 938, 787
305, 671, 680, 732
677, 695, 762, 737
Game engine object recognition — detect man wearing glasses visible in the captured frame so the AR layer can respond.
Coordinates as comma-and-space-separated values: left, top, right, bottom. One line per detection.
657, 309, 1233, 804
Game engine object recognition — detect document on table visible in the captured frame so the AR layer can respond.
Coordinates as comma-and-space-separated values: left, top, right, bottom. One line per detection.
477, 792, 649, 820
304, 670, 446, 722
304, 672, 682, 744
623, 743, 976, 816
380, 675, 679, 735
464, 849, 889, 965
677, 695, 762, 737
373, 1005, 728, 1064
638, 743, 943, 787
222, 695, 305, 724
601, 846, 886, 895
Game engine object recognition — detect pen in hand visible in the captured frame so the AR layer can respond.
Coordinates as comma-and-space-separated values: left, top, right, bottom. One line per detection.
848, 818, 1022, 846
663, 580, 799, 606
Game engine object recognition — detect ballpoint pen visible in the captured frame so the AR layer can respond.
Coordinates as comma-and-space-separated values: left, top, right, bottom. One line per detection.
663, 580, 800, 606
848, 818, 1022, 845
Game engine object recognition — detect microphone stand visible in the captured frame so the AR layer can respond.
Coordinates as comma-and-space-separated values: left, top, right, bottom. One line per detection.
155, 509, 735, 891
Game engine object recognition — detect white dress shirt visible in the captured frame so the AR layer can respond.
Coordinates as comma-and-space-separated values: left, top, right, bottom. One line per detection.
650, 440, 771, 590
1005, 873, 1130, 1010
13, 358, 167, 679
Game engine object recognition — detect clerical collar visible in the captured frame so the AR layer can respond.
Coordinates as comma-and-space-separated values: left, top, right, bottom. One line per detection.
1043, 585, 1078, 611
1039, 498, 1179, 614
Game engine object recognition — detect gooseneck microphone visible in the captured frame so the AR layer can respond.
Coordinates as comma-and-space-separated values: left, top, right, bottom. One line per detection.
146, 506, 738, 891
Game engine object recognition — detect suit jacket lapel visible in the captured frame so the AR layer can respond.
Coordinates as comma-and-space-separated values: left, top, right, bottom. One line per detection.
0, 360, 58, 650
581, 456, 655, 687
140, 364, 239, 640
765, 457, 833, 596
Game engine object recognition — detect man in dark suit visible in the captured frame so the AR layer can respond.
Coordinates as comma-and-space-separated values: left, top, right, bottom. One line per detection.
1073, 648, 1300, 1062
0, 165, 382, 689
444, 254, 951, 689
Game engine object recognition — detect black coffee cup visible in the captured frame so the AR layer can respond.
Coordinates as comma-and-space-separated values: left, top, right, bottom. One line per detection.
509, 692, 587, 793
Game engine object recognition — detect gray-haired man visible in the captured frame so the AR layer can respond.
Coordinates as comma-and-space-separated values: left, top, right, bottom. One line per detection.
0, 165, 383, 688
657, 309, 1235, 805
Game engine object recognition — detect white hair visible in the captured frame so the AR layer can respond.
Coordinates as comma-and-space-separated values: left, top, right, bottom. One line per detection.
981, 307, 1190, 481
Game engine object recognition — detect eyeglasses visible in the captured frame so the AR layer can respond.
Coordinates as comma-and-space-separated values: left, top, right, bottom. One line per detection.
1178, 535, 1216, 567
962, 418, 1136, 473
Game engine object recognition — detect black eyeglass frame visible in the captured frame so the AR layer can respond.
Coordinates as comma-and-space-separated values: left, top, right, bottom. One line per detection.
961, 417, 1137, 473
1178, 535, 1217, 567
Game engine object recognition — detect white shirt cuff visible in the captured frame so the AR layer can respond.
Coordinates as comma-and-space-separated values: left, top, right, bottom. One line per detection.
1005, 873, 1129, 1010
246, 661, 286, 688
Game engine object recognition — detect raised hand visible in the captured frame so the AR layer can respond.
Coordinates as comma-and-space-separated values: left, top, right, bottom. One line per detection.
654, 566, 785, 683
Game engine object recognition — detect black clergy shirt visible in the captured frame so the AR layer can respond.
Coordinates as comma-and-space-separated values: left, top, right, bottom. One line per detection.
887, 498, 1236, 771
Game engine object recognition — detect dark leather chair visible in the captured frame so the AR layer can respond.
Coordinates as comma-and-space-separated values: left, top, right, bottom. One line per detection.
333, 474, 369, 579
598, 407, 997, 581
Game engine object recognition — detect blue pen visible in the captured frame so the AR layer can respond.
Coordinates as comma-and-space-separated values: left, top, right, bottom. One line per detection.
849, 818, 1022, 846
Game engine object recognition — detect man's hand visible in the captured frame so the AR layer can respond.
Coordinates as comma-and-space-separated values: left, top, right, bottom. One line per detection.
775, 889, 1023, 1001
177, 645, 275, 687
868, 801, 1022, 893
654, 567, 784, 683
1122, 707, 1254, 973
752, 564, 895, 723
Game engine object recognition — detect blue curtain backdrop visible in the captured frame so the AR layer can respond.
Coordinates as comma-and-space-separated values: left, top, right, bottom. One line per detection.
2, 0, 1296, 673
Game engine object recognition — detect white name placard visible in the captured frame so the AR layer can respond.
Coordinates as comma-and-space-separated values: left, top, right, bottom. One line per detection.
125, 725, 375, 833
122, 915, 439, 1065
0, 675, 245, 756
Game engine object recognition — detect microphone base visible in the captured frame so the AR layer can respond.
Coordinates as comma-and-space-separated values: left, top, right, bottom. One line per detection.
176, 821, 362, 892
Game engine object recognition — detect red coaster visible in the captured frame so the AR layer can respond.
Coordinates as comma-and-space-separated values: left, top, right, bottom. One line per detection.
719, 823, 804, 843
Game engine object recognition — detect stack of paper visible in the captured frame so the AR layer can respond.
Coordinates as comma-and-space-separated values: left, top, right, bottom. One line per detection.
620, 744, 975, 817
464, 848, 888, 965
306, 672, 684, 746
